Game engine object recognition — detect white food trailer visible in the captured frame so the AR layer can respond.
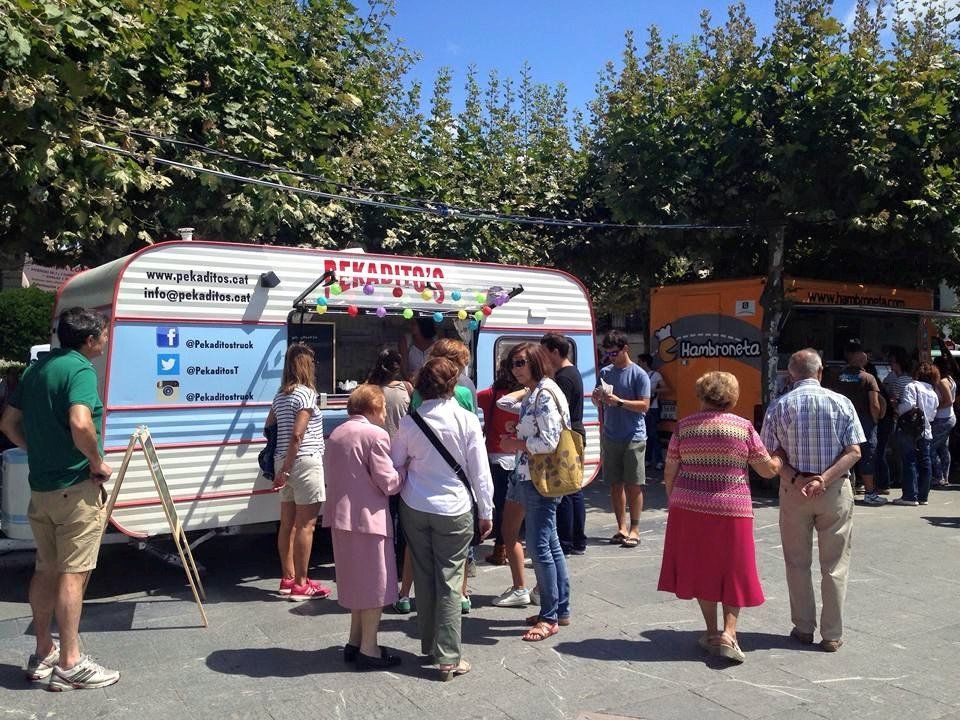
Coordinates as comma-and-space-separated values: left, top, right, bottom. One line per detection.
1, 240, 600, 549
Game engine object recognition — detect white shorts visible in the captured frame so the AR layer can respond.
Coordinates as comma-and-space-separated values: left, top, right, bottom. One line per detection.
278, 454, 325, 506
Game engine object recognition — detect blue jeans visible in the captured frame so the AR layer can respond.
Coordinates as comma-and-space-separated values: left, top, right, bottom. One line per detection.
931, 415, 956, 483
644, 407, 663, 467
520, 481, 570, 623
875, 416, 894, 490
897, 432, 932, 503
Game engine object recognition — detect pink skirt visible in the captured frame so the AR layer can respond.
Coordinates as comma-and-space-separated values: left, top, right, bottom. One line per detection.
657, 506, 765, 608
331, 529, 398, 610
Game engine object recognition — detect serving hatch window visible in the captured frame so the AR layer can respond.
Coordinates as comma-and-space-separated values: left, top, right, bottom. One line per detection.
287, 310, 476, 396
779, 308, 923, 369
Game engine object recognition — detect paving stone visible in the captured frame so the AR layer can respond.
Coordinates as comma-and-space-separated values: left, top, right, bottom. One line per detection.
0, 482, 958, 719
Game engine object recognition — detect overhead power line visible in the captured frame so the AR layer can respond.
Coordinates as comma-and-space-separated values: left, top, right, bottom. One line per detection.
73, 119, 753, 232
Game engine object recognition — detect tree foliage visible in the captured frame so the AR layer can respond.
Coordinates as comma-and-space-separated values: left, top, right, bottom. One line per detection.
582, 0, 960, 304
0, 287, 55, 360
1, 0, 412, 265
3, 0, 960, 318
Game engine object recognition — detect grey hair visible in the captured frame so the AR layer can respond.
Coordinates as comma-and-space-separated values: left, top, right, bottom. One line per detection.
788, 348, 822, 379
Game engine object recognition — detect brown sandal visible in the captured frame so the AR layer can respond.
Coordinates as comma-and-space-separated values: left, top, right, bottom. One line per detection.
522, 621, 559, 642
525, 614, 570, 627
438, 659, 471, 681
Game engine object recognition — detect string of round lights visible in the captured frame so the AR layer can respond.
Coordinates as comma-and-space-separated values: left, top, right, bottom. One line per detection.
312, 282, 513, 331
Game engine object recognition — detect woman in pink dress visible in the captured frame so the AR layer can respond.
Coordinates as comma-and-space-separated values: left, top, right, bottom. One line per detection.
657, 371, 781, 663
323, 384, 404, 671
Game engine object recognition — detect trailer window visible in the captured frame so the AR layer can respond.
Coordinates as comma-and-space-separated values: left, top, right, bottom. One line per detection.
287, 311, 475, 396
493, 336, 577, 369
781, 309, 921, 368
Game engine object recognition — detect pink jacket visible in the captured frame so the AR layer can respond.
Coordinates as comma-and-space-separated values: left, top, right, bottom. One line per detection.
322, 416, 402, 537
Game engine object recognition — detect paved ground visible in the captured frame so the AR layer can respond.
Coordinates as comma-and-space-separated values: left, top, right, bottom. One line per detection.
1, 479, 959, 720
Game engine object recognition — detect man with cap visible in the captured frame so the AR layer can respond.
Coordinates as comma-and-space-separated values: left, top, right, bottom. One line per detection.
826, 340, 886, 506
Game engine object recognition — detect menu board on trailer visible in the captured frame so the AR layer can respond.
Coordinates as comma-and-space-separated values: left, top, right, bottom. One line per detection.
287, 320, 335, 395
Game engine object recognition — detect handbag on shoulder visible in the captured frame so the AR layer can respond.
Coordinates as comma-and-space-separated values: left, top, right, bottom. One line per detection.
896, 384, 926, 438
258, 423, 278, 479
528, 387, 585, 498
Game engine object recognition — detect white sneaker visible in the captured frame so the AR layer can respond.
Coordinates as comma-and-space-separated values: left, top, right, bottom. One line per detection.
48, 655, 120, 691
25, 642, 59, 682
492, 586, 530, 607
862, 493, 887, 506
530, 587, 540, 605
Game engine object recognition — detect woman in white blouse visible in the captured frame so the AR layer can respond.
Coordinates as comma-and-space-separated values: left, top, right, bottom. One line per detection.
894, 362, 940, 506
498, 342, 572, 642
390, 357, 493, 681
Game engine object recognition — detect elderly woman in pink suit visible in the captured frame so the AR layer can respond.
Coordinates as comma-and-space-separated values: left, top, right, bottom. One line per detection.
323, 384, 404, 671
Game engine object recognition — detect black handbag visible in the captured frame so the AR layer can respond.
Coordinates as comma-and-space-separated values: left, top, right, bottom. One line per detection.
897, 384, 926, 438
259, 423, 278, 479
410, 411, 482, 546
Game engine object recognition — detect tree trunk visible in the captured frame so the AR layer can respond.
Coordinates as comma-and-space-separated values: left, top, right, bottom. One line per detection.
759, 226, 785, 410
0, 249, 25, 291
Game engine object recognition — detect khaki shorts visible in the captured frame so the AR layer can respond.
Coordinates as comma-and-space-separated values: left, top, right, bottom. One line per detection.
601, 437, 647, 486
278, 454, 326, 506
28, 479, 107, 574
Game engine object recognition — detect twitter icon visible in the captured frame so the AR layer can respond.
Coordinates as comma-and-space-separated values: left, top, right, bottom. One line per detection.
157, 354, 180, 375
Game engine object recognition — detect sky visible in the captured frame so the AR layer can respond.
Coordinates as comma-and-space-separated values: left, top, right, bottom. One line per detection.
387, 1, 805, 115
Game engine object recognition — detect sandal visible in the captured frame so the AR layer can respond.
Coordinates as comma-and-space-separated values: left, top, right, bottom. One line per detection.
709, 633, 745, 663
620, 536, 640, 548
522, 620, 559, 642
525, 614, 570, 627
438, 659, 471, 681
608, 532, 627, 544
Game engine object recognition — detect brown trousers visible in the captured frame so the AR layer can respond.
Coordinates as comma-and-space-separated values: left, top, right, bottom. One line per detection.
778, 475, 854, 642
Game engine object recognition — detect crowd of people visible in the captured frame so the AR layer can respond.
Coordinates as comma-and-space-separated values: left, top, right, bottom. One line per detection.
266, 329, 592, 678
820, 338, 960, 506
4, 305, 957, 689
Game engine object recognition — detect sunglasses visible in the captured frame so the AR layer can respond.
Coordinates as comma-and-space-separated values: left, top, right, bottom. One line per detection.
511, 358, 528, 369
601, 348, 620, 357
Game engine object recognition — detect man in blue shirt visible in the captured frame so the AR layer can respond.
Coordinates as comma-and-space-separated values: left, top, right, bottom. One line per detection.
591, 330, 650, 548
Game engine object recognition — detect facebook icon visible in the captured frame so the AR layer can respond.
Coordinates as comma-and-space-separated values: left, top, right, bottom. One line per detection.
156, 327, 179, 348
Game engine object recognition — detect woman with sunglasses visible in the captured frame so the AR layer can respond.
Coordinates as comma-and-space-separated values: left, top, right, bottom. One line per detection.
498, 342, 572, 641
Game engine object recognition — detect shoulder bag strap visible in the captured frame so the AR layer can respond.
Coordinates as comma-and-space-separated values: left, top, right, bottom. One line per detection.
527, 385, 571, 443
539, 386, 571, 432
410, 411, 474, 498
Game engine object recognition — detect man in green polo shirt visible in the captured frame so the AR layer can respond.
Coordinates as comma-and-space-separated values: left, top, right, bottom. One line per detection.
1, 307, 120, 691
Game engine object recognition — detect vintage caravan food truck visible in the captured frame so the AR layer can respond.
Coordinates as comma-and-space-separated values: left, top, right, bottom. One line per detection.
649, 276, 950, 429
1, 241, 599, 547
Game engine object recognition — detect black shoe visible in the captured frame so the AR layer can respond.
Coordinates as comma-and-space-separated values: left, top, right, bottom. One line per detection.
356, 648, 401, 671
344, 643, 360, 663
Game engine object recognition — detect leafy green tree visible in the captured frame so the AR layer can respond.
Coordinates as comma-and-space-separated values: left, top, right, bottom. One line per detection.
0, 287, 55, 361
1, 0, 412, 267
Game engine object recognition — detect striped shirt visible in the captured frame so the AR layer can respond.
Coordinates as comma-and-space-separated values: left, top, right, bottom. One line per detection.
883, 372, 912, 408
272, 385, 324, 459
667, 411, 770, 518
760, 379, 865, 475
